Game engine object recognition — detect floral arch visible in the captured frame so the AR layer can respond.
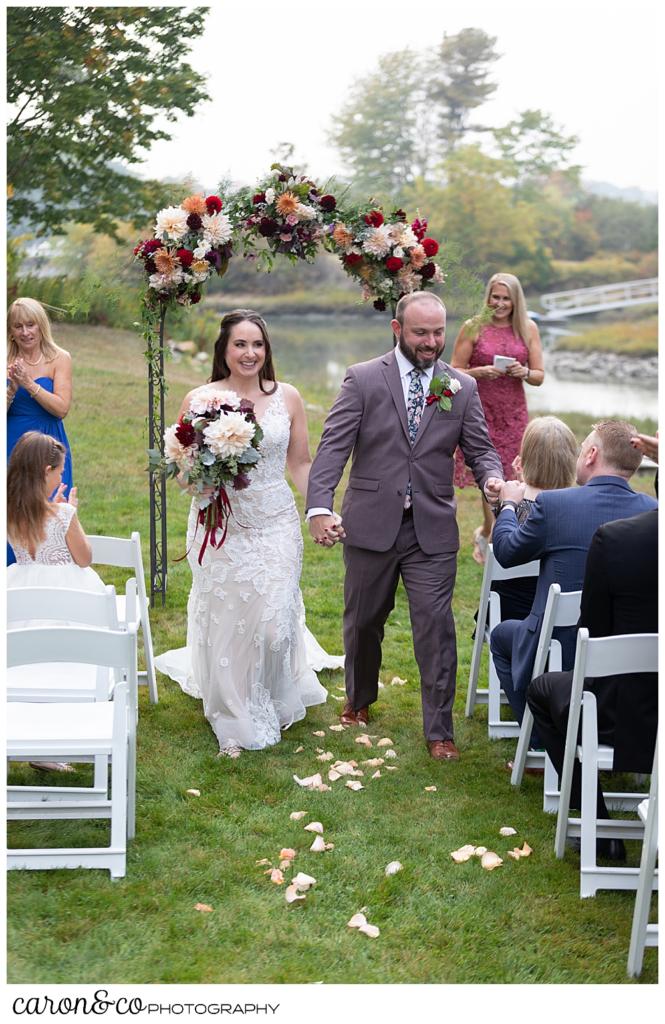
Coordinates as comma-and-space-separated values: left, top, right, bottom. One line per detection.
134, 164, 446, 603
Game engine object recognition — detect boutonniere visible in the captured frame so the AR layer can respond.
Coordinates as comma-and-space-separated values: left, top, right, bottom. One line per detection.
425, 373, 462, 412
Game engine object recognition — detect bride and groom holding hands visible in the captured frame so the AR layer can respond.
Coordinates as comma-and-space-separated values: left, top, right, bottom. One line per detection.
156, 292, 504, 759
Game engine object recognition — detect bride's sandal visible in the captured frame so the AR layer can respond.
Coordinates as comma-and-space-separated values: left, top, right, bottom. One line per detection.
472, 526, 489, 565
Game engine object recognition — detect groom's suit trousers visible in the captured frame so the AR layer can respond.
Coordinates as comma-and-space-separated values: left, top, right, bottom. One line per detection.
343, 515, 457, 742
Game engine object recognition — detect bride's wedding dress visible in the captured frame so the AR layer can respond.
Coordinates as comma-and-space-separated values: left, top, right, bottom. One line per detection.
155, 384, 341, 752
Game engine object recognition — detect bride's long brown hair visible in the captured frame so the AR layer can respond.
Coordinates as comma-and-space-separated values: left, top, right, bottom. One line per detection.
209, 309, 277, 394
7, 432, 65, 552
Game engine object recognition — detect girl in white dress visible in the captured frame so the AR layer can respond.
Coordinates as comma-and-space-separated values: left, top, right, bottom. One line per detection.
155, 310, 343, 754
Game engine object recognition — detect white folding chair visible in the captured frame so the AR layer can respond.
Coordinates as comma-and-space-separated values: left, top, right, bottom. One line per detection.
465, 544, 540, 738
7, 625, 138, 879
627, 738, 658, 977
554, 630, 658, 898
510, 585, 581, 808
89, 532, 158, 703
7, 586, 120, 703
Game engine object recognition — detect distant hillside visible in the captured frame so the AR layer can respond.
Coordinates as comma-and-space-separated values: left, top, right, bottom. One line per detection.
583, 180, 657, 206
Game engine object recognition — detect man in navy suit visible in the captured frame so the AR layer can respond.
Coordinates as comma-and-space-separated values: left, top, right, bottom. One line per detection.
489, 420, 657, 741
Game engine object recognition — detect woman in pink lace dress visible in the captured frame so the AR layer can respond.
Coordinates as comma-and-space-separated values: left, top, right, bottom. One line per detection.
452, 272, 544, 563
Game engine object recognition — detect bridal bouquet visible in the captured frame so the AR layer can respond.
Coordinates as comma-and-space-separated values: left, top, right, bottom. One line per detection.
133, 193, 233, 309
149, 388, 263, 562
222, 163, 339, 269
327, 207, 445, 312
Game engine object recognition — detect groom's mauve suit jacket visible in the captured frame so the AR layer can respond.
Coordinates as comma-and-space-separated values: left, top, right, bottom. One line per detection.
307, 349, 503, 553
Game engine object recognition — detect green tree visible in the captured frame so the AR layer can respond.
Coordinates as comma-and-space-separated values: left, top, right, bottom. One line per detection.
328, 50, 425, 198
7, 5, 210, 237
586, 195, 658, 253
491, 109, 580, 196
427, 28, 500, 153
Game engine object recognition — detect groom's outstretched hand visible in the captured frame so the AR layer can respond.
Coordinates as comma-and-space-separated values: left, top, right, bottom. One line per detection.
309, 514, 345, 547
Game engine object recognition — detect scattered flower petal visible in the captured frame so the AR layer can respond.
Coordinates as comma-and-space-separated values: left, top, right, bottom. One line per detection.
194, 903, 213, 913
292, 872, 317, 890
358, 922, 380, 938
451, 845, 476, 863
312, 731, 326, 737
317, 751, 334, 762
328, 769, 341, 782
385, 765, 398, 771
377, 738, 394, 747
279, 859, 292, 871
289, 811, 306, 821
518, 842, 533, 858
279, 848, 296, 860
480, 851, 503, 871
474, 847, 487, 857
185, 788, 201, 797
255, 858, 272, 866
330, 761, 360, 776
385, 861, 403, 876
424, 786, 437, 792
285, 884, 306, 904
507, 849, 521, 860
324, 842, 335, 851
363, 757, 385, 767
355, 734, 372, 747
347, 912, 368, 929
390, 676, 407, 686
499, 826, 517, 837
317, 783, 332, 792
329, 724, 345, 732
330, 694, 344, 700
383, 748, 397, 759
293, 772, 323, 789
345, 780, 364, 791
304, 821, 324, 834
268, 868, 285, 884
371, 770, 382, 779
294, 745, 304, 753
309, 835, 327, 852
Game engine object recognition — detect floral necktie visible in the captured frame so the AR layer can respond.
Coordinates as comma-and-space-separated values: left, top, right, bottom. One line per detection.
405, 368, 424, 507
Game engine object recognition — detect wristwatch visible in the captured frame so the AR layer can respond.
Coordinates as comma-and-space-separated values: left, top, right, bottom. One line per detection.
499, 499, 519, 514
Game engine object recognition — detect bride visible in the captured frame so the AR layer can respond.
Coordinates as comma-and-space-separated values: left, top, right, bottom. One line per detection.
155, 309, 344, 754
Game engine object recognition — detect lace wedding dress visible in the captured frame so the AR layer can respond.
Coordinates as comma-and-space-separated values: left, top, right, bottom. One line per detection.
155, 385, 337, 752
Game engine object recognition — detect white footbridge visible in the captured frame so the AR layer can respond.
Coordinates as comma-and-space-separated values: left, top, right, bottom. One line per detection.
538, 278, 658, 320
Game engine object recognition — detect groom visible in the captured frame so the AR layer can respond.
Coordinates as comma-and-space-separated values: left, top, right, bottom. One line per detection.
307, 293, 503, 760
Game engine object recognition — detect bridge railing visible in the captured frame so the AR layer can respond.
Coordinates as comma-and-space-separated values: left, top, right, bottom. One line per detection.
541, 278, 658, 314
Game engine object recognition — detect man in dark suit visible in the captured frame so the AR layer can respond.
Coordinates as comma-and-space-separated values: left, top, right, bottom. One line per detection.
306, 292, 504, 761
490, 420, 657, 739
527, 508, 658, 856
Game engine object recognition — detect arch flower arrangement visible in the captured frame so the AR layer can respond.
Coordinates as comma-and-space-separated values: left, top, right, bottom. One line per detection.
134, 166, 447, 602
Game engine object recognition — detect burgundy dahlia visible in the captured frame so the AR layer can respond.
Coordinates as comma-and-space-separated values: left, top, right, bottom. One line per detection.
175, 419, 196, 446
176, 247, 194, 267
319, 194, 337, 212
364, 210, 384, 228
205, 195, 223, 214
343, 252, 363, 266
422, 237, 439, 257
187, 212, 203, 230
252, 192, 266, 204
259, 217, 279, 236
373, 299, 387, 311
385, 256, 403, 272
420, 262, 436, 279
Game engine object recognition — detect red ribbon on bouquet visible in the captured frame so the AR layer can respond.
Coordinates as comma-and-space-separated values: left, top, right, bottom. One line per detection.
196, 487, 232, 565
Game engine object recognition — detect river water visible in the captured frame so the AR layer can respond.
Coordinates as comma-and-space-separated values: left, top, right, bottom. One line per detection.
266, 314, 658, 421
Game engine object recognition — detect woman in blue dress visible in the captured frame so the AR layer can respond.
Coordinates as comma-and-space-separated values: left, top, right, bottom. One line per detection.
7, 297, 73, 564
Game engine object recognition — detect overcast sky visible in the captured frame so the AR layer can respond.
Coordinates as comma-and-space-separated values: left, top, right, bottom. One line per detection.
135, 0, 659, 195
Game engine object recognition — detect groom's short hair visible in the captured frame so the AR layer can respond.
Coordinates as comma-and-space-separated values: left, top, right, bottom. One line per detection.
394, 292, 446, 328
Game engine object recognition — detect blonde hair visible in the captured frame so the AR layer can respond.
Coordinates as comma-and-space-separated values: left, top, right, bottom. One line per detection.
7, 297, 59, 363
592, 420, 642, 475
520, 416, 578, 490
7, 432, 66, 552
484, 272, 532, 345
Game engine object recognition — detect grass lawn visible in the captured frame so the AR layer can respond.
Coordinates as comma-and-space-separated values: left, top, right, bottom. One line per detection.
6, 324, 658, 987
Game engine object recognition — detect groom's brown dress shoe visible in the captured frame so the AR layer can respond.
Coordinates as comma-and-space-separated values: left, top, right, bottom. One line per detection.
340, 702, 369, 726
428, 740, 460, 761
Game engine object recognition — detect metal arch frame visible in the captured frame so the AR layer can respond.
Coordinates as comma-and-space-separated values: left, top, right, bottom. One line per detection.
147, 306, 168, 606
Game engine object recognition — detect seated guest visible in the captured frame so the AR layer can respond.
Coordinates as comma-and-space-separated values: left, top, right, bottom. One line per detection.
527, 507, 657, 860
489, 420, 657, 743
489, 415, 578, 624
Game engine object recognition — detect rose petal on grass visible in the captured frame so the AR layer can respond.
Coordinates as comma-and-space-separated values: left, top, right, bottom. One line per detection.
473, 847, 487, 857
358, 922, 380, 938
390, 676, 407, 686
371, 770, 382, 779
385, 861, 403, 876
312, 731, 326, 738
329, 724, 345, 732
292, 872, 317, 890
499, 826, 517, 837
378, 681, 385, 689
450, 845, 476, 863
255, 858, 272, 866
194, 903, 213, 913
324, 842, 335, 851
424, 785, 437, 792
279, 859, 292, 871
383, 748, 397, 759
377, 738, 394, 747
317, 751, 334, 762
293, 772, 323, 789
267, 868, 285, 884
309, 835, 327, 852
363, 757, 385, 767
279, 847, 296, 860
355, 734, 373, 747
185, 788, 201, 797
294, 745, 304, 753
518, 842, 533, 857
316, 783, 331, 792
304, 821, 324, 834
480, 851, 503, 871
347, 912, 368, 929
289, 811, 306, 821
328, 769, 342, 782
331, 761, 358, 776
330, 694, 344, 701
385, 765, 398, 771
507, 849, 521, 860
285, 884, 306, 904
345, 780, 364, 791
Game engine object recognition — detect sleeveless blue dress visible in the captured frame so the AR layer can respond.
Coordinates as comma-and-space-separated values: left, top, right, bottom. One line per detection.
6, 376, 73, 565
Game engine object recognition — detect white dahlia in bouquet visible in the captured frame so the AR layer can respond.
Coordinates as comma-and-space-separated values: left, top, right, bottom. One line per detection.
149, 388, 264, 561
327, 206, 445, 313
133, 193, 233, 309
